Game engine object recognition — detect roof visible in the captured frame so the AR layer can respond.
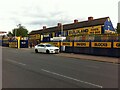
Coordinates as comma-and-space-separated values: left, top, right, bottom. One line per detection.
29, 17, 109, 35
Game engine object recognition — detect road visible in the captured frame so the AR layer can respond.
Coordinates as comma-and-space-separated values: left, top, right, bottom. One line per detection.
2, 47, 119, 88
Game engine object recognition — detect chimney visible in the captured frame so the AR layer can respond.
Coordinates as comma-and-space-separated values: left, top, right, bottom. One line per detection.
58, 23, 62, 27
43, 26, 46, 29
74, 19, 78, 23
88, 17, 94, 21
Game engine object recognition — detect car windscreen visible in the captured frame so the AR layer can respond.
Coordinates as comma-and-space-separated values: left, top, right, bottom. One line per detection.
46, 44, 54, 47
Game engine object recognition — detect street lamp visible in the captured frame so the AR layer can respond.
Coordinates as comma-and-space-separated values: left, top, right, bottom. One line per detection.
15, 29, 17, 39
15, 24, 20, 39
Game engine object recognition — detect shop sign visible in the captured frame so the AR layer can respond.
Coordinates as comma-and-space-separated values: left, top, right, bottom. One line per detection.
92, 42, 111, 48
61, 42, 72, 46
36, 34, 40, 39
113, 42, 120, 48
52, 42, 60, 47
68, 25, 101, 36
89, 26, 101, 34
74, 42, 89, 47
9, 42, 17, 48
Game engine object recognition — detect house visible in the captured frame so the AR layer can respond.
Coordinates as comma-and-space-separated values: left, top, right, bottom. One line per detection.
29, 17, 115, 44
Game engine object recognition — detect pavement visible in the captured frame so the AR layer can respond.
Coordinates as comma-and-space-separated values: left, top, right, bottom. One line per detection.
55, 53, 119, 64
19, 47, 120, 64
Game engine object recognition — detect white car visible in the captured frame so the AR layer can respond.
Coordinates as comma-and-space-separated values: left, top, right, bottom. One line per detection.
34, 43, 59, 54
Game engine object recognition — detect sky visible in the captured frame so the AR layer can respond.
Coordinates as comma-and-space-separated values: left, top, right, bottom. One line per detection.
0, 0, 119, 33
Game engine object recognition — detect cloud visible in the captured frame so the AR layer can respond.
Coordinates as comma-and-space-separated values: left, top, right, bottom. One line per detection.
119, 1, 120, 23
24, 9, 73, 28
0, 0, 119, 32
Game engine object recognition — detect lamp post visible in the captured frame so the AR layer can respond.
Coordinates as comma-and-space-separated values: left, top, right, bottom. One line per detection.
15, 24, 20, 39
15, 29, 17, 39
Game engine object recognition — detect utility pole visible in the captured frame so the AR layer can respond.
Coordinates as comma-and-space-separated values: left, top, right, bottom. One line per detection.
15, 29, 17, 39
15, 24, 21, 39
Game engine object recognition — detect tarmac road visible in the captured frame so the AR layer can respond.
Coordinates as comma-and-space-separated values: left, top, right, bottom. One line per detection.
2, 47, 119, 88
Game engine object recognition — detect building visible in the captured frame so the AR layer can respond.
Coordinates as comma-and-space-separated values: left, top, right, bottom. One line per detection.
0, 31, 7, 36
29, 17, 115, 45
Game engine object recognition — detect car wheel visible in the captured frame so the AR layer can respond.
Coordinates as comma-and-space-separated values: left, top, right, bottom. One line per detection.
35, 49, 38, 53
46, 50, 50, 54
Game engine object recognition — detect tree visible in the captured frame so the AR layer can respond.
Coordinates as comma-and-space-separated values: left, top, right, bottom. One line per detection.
116, 23, 120, 34
7, 31, 13, 37
12, 24, 28, 37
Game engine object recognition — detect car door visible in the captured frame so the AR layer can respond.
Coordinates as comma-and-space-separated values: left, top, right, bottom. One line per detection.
37, 45, 44, 52
40, 45, 46, 52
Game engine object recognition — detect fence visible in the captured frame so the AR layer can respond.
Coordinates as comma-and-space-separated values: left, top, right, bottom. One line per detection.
1, 34, 120, 57
41, 41, 120, 57
2, 39, 28, 48
66, 34, 120, 42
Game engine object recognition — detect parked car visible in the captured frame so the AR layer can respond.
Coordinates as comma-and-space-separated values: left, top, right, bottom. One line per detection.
34, 43, 59, 54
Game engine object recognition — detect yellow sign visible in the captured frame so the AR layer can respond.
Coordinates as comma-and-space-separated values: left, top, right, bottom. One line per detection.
68, 25, 101, 36
30, 34, 40, 40
9, 42, 17, 48
61, 42, 72, 46
89, 26, 101, 34
36, 34, 40, 39
113, 42, 120, 48
52, 42, 60, 47
92, 42, 111, 48
74, 42, 90, 47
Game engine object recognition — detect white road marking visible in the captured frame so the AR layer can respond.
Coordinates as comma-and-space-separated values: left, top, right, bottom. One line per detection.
6, 59, 26, 66
41, 69, 103, 88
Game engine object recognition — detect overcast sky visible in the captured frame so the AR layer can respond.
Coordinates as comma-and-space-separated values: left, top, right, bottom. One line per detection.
0, 0, 119, 33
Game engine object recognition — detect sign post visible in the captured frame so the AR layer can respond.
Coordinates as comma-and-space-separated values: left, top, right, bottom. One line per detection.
16, 37, 20, 49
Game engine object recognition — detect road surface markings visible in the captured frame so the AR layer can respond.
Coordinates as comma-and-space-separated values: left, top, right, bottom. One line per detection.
41, 69, 103, 88
6, 59, 26, 66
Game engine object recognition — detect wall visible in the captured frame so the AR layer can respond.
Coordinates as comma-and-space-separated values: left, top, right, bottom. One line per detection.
42, 40, 120, 57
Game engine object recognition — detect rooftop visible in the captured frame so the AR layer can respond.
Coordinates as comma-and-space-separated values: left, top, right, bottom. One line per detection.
29, 17, 109, 35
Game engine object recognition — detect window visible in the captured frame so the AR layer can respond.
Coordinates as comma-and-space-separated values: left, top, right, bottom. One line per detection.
38, 45, 45, 47
46, 44, 54, 47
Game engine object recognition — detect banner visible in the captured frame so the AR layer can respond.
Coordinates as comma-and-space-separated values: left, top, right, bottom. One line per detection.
92, 42, 111, 48
36, 34, 40, 39
52, 42, 60, 47
61, 42, 72, 46
89, 26, 101, 34
113, 42, 120, 48
9, 42, 17, 48
29, 34, 40, 39
74, 42, 89, 47
68, 25, 101, 36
